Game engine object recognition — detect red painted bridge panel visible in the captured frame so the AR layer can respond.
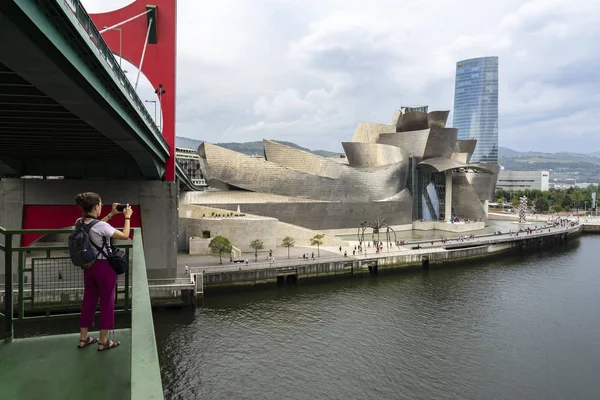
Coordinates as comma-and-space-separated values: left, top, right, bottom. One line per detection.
21, 205, 142, 247
89, 0, 177, 182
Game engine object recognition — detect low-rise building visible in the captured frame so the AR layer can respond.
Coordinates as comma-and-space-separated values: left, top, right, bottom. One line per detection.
496, 170, 549, 191
176, 147, 208, 188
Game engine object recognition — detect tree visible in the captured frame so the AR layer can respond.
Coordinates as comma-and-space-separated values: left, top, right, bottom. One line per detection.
209, 236, 232, 264
561, 194, 574, 210
534, 197, 550, 213
573, 191, 584, 212
511, 196, 520, 209
249, 239, 264, 261
310, 234, 324, 257
281, 236, 295, 259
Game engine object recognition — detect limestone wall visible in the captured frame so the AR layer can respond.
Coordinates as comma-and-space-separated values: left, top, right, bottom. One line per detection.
276, 221, 346, 247
179, 204, 345, 251
179, 217, 278, 253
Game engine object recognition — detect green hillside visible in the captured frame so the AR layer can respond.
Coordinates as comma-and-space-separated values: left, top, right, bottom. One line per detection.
175, 136, 342, 158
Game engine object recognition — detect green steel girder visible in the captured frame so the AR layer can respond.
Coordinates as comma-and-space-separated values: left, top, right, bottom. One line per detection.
1, 0, 169, 179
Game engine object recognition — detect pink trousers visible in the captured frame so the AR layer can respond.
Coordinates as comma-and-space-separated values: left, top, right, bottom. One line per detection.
79, 259, 117, 330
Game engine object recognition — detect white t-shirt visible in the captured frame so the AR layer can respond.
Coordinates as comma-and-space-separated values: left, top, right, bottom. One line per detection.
80, 219, 116, 260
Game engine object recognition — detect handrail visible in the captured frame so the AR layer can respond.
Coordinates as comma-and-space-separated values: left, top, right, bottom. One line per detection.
53, 0, 169, 157
130, 228, 164, 399
1, 226, 131, 335
0, 226, 164, 398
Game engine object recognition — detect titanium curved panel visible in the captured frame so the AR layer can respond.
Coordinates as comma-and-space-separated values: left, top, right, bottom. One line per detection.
427, 111, 450, 129
342, 142, 407, 168
263, 140, 344, 179
452, 173, 487, 221
465, 163, 500, 200
419, 157, 466, 172
378, 129, 430, 158
456, 140, 477, 162
451, 153, 469, 163
199, 143, 408, 202
400, 111, 428, 132
456, 139, 477, 154
423, 128, 458, 159
351, 122, 396, 143
419, 157, 496, 174
391, 110, 403, 131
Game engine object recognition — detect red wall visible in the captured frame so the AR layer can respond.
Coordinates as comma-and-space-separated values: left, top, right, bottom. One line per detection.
90, 0, 177, 181
21, 205, 142, 247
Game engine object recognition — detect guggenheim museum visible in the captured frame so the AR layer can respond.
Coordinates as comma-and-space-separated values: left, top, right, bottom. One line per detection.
187, 106, 500, 231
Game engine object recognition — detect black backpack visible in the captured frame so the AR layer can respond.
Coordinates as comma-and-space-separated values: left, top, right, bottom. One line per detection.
68, 217, 100, 268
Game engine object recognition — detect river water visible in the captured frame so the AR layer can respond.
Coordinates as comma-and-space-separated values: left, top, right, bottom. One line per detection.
154, 235, 600, 400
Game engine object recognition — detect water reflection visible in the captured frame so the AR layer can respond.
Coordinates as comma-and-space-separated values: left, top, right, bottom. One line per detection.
154, 237, 599, 400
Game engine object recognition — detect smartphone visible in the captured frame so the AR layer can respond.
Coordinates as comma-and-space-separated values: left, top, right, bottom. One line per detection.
116, 204, 127, 212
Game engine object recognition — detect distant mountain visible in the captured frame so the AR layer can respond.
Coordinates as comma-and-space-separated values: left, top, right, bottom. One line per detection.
501, 150, 600, 165
499, 147, 521, 158
175, 136, 342, 158
175, 136, 203, 151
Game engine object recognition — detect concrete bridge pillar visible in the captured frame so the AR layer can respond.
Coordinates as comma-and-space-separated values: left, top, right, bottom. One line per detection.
0, 178, 177, 279
0, 179, 23, 272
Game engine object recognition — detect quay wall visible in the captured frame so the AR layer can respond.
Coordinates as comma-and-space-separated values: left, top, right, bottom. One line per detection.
198, 226, 581, 294
2, 226, 585, 310
582, 224, 600, 233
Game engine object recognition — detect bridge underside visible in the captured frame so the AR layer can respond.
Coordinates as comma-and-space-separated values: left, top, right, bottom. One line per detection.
0, 1, 167, 180
0, 61, 143, 178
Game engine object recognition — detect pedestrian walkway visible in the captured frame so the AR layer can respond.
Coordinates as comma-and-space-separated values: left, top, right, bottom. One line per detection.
181, 221, 580, 275
0, 330, 131, 400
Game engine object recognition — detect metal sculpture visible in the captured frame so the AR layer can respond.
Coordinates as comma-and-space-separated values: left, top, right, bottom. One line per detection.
518, 196, 528, 223
357, 218, 397, 249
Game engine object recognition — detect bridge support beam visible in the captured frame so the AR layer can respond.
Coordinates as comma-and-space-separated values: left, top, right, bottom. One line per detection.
0, 178, 177, 279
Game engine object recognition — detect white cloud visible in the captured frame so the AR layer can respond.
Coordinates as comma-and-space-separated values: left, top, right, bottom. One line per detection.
82, 0, 600, 153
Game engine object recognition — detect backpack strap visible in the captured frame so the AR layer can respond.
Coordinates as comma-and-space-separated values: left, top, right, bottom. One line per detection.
90, 236, 111, 259
82, 219, 100, 233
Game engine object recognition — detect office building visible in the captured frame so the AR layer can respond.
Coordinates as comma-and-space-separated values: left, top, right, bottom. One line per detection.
496, 170, 550, 191
453, 57, 499, 164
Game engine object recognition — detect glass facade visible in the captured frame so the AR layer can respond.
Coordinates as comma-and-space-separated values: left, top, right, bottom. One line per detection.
410, 157, 453, 221
452, 57, 498, 164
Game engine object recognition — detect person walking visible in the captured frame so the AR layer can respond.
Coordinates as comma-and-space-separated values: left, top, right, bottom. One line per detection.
74, 192, 132, 351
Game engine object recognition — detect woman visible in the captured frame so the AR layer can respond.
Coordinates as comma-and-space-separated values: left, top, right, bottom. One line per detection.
74, 192, 132, 351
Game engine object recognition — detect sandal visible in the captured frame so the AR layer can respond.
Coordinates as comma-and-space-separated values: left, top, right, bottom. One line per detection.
98, 339, 121, 352
77, 336, 99, 349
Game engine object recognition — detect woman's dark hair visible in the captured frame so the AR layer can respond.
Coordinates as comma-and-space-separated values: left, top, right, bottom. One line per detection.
74, 192, 101, 213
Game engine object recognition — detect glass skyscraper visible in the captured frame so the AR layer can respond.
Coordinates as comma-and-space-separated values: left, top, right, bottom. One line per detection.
452, 57, 498, 164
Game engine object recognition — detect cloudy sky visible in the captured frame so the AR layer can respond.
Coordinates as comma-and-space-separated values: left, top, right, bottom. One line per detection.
84, 0, 599, 153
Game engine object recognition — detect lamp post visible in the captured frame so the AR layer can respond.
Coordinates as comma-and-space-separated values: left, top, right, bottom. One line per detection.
145, 100, 157, 126
103, 26, 123, 69
154, 84, 166, 132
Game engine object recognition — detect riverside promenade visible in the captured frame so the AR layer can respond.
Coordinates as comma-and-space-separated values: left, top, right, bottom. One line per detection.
186, 220, 585, 295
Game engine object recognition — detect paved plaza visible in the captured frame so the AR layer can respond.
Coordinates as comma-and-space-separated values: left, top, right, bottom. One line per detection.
175, 216, 584, 277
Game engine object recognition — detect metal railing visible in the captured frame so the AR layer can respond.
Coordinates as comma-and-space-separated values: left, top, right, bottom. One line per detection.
0, 226, 163, 399
1, 227, 130, 335
189, 223, 581, 275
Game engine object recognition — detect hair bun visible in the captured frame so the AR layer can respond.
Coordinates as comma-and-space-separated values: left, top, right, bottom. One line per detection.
74, 192, 101, 212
